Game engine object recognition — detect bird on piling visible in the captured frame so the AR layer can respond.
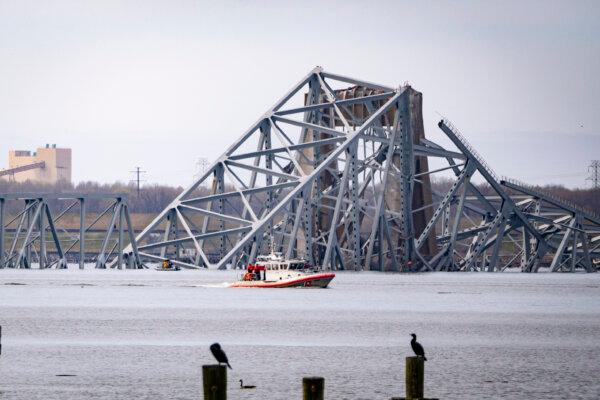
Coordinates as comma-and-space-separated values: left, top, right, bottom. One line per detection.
410, 333, 427, 361
239, 379, 256, 389
210, 343, 232, 369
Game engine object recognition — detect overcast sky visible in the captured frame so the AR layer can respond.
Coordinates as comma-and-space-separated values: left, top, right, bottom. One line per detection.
1, 0, 599, 188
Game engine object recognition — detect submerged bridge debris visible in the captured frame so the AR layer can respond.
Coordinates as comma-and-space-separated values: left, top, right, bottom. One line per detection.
0, 193, 142, 269
122, 68, 600, 272
2, 68, 598, 272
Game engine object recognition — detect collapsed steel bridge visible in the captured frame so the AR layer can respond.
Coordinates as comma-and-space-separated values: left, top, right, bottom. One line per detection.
108, 67, 595, 272
0, 193, 141, 269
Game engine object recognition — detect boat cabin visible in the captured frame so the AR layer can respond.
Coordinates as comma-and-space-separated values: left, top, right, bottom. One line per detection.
244, 253, 310, 281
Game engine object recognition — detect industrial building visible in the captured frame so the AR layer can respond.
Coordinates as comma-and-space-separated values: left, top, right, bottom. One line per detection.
0, 144, 71, 184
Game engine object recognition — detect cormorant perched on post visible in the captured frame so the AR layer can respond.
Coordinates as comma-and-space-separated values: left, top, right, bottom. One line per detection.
210, 343, 232, 369
410, 333, 427, 361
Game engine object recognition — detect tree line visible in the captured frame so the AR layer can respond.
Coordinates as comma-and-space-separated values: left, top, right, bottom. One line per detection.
0, 181, 186, 214
0, 179, 598, 217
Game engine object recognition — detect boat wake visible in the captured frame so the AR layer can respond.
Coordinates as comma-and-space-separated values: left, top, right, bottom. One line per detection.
183, 282, 230, 288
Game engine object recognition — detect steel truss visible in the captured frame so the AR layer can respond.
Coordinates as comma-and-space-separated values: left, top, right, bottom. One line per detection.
500, 179, 600, 272
0, 193, 142, 269
124, 68, 598, 272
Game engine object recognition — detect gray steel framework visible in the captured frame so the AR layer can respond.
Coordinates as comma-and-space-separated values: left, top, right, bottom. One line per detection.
0, 193, 142, 269
123, 68, 598, 272
499, 179, 600, 272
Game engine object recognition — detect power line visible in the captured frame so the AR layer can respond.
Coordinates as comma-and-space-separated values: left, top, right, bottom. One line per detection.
130, 166, 146, 196
587, 160, 600, 189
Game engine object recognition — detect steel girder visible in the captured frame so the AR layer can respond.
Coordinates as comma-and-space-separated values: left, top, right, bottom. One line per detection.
126, 68, 440, 270
0, 193, 142, 269
424, 124, 599, 273
499, 180, 600, 272
125, 69, 597, 272
409, 119, 548, 272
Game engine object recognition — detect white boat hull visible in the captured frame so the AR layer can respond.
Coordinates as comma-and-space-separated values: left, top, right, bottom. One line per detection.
229, 272, 335, 288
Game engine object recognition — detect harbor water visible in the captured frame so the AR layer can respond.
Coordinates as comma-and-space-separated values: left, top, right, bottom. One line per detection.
1, 269, 599, 399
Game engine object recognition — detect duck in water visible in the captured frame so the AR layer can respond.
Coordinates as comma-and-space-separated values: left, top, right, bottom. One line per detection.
239, 379, 256, 389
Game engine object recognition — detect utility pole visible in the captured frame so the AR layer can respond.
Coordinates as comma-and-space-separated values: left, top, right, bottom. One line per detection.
130, 167, 146, 196
587, 160, 600, 189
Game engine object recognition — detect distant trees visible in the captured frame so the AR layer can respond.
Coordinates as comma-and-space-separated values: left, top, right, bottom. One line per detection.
0, 180, 185, 214
430, 178, 600, 214
532, 184, 600, 214
1, 179, 598, 216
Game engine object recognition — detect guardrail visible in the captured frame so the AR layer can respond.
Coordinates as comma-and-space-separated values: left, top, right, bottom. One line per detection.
438, 117, 599, 221
440, 118, 499, 182
501, 176, 600, 220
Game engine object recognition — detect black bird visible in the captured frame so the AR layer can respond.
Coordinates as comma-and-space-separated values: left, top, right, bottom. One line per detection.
210, 343, 232, 369
410, 333, 427, 361
239, 379, 256, 389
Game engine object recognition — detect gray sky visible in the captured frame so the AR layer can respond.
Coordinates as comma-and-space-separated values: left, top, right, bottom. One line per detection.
1, 0, 599, 188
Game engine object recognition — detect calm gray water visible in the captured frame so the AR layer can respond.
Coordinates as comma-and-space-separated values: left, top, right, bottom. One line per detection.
1, 269, 599, 400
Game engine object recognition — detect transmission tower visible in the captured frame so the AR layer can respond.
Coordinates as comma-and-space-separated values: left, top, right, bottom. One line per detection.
130, 166, 146, 196
587, 160, 600, 189
194, 157, 210, 183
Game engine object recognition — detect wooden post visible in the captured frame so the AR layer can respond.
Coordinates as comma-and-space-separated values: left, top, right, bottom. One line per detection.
303, 376, 324, 400
405, 356, 424, 400
202, 365, 227, 400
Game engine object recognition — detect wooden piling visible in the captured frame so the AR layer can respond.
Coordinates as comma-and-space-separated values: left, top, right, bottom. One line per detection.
303, 376, 324, 400
202, 364, 227, 400
405, 356, 424, 400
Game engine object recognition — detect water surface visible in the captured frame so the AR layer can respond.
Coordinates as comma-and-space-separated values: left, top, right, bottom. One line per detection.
1, 269, 599, 399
